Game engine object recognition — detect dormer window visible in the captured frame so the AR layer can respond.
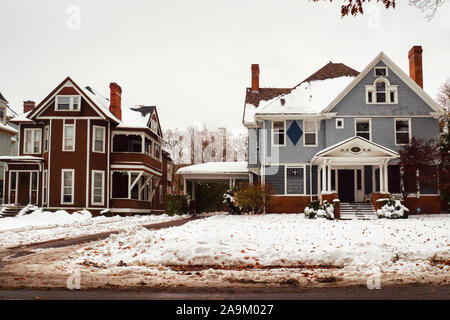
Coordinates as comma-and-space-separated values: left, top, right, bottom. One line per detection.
366, 78, 398, 104
374, 67, 388, 77
56, 95, 80, 111
150, 120, 159, 134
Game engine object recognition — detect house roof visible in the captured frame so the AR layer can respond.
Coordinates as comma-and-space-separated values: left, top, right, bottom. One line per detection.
322, 52, 445, 116
0, 91, 7, 103
297, 62, 359, 85
243, 62, 359, 124
118, 105, 156, 129
177, 161, 248, 175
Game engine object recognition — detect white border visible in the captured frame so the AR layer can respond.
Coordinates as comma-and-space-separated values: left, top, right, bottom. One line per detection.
394, 118, 412, 146
91, 170, 105, 205
61, 169, 75, 204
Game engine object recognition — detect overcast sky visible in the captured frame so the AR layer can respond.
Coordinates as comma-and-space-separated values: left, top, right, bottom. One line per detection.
0, 0, 448, 132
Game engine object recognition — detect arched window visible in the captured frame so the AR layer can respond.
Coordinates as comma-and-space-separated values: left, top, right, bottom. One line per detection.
366, 76, 398, 104
375, 79, 386, 103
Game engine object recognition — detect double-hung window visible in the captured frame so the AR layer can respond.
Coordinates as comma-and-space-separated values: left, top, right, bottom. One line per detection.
24, 128, 42, 154
92, 170, 105, 205
61, 169, 74, 204
63, 123, 75, 151
395, 119, 411, 145
43, 170, 48, 204
272, 121, 285, 146
56, 95, 80, 111
355, 119, 371, 140
286, 167, 304, 195
304, 120, 317, 146
154, 143, 161, 159
93, 126, 105, 153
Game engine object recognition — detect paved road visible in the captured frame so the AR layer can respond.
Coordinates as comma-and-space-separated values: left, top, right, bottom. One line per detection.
0, 284, 448, 300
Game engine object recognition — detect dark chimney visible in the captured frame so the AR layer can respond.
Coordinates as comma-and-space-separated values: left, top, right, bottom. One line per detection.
23, 100, 35, 113
109, 82, 122, 120
408, 46, 423, 88
251, 64, 260, 92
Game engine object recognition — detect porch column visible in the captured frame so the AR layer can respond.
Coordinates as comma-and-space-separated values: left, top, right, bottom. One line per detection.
327, 164, 331, 192
191, 181, 196, 201
384, 164, 389, 193
321, 165, 326, 193
183, 178, 187, 195
141, 134, 145, 153
379, 164, 384, 193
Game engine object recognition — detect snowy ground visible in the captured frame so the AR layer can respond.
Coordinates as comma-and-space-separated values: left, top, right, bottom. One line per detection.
0, 209, 190, 249
75, 214, 450, 272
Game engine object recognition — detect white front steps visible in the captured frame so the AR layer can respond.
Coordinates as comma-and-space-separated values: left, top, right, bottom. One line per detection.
340, 202, 377, 220
0, 204, 25, 217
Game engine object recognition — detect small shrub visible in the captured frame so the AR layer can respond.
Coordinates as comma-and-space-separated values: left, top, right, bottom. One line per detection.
376, 196, 409, 219
223, 190, 241, 215
304, 200, 334, 220
235, 184, 274, 214
164, 194, 189, 216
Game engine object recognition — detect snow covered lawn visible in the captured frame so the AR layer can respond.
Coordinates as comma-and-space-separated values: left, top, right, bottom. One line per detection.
76, 214, 450, 270
0, 209, 189, 249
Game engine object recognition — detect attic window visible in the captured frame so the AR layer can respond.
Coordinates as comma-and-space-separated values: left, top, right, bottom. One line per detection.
151, 120, 159, 134
374, 67, 387, 77
366, 78, 398, 104
56, 95, 80, 111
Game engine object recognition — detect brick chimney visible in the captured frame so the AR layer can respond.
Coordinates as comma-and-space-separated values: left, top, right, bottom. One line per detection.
23, 100, 35, 113
408, 46, 423, 88
251, 64, 260, 92
109, 82, 122, 120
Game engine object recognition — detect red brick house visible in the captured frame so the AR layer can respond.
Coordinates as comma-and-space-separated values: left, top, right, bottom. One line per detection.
0, 77, 173, 215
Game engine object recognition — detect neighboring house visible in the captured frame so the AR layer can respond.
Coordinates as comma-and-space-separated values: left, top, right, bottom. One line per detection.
0, 92, 19, 203
0, 77, 172, 215
243, 46, 446, 214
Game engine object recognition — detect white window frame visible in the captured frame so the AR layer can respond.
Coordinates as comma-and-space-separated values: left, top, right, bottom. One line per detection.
272, 120, 286, 147
355, 118, 372, 141
61, 169, 75, 204
91, 170, 105, 205
365, 78, 398, 104
55, 95, 80, 111
159, 184, 163, 203
62, 123, 76, 152
150, 119, 159, 134
374, 67, 388, 77
23, 128, 42, 154
42, 169, 48, 204
44, 126, 49, 152
394, 118, 412, 146
303, 120, 318, 147
92, 125, 106, 153
336, 118, 344, 129
284, 165, 306, 196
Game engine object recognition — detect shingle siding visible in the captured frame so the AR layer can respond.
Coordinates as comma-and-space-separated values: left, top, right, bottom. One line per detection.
265, 165, 285, 195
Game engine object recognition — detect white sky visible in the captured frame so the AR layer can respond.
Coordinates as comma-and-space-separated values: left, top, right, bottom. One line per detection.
0, 0, 449, 132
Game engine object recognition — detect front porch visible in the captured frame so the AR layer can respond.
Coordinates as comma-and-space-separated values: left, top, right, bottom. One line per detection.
312, 136, 399, 208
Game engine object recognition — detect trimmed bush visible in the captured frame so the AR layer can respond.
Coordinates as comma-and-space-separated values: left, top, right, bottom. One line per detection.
235, 184, 274, 214
376, 197, 409, 219
304, 200, 334, 220
164, 194, 189, 216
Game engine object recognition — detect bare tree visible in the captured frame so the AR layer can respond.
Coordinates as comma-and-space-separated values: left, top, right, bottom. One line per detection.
409, 0, 447, 20
186, 126, 196, 165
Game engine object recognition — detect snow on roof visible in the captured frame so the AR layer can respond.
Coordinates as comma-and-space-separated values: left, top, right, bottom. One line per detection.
81, 86, 121, 123
9, 111, 32, 123
118, 106, 154, 129
177, 161, 249, 175
0, 155, 43, 161
256, 76, 356, 116
0, 122, 18, 134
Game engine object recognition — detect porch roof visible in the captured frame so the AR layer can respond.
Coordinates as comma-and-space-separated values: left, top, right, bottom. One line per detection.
177, 161, 249, 180
311, 136, 399, 165
0, 156, 44, 163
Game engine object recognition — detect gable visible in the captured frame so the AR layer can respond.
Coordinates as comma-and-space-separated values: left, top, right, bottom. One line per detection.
37, 86, 101, 118
326, 53, 442, 116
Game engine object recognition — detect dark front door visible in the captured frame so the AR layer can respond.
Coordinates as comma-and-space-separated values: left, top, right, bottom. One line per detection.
17, 172, 30, 205
338, 170, 354, 203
